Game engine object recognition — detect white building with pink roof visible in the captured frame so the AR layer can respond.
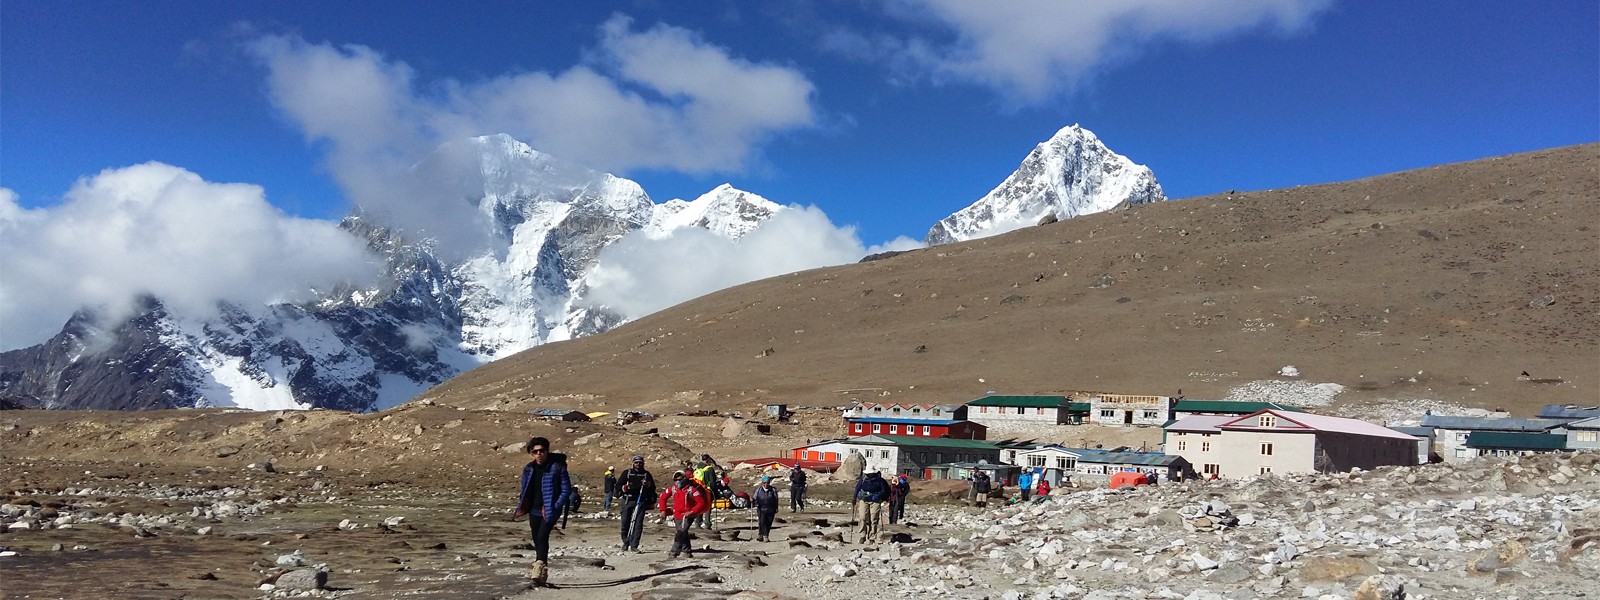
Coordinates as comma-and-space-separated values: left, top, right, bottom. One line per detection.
1165, 410, 1420, 479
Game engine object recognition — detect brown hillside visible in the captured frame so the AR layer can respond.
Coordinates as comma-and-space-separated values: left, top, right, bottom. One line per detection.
423, 144, 1600, 417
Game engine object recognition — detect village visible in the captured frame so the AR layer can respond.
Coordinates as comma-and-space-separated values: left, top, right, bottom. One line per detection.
685, 392, 1600, 496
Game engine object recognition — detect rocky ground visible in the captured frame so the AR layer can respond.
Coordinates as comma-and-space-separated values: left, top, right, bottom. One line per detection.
3, 450, 1595, 600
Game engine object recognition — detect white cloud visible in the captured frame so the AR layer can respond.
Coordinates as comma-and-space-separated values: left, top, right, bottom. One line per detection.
0, 165, 377, 351
247, 15, 817, 252
859, 0, 1332, 103
585, 206, 922, 318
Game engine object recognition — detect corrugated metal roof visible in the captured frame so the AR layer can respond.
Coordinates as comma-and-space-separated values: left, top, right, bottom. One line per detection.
966, 395, 1067, 407
1464, 431, 1568, 450
1072, 450, 1186, 467
1389, 426, 1434, 437
1419, 415, 1563, 432
1225, 410, 1417, 440
1555, 417, 1600, 430
1174, 400, 1306, 414
1165, 415, 1234, 433
1537, 405, 1600, 420
1066, 402, 1092, 412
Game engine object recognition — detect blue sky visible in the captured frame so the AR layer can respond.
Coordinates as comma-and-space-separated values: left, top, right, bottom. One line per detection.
1, 1, 1596, 348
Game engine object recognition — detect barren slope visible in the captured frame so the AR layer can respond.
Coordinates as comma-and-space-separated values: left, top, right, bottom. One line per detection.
423, 144, 1600, 417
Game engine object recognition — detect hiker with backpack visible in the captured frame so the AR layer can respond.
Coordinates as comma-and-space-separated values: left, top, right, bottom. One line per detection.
660, 471, 710, 558
887, 473, 910, 524
616, 455, 656, 552
853, 470, 890, 544
970, 470, 992, 508
789, 465, 808, 512
751, 475, 781, 541
513, 437, 571, 586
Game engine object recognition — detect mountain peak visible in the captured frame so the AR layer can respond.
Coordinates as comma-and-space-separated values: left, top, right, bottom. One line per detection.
925, 123, 1165, 245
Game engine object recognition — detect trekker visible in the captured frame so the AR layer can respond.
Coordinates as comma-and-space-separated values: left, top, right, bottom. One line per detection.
888, 473, 910, 523
751, 475, 781, 541
660, 471, 710, 558
616, 455, 656, 552
602, 466, 617, 510
853, 470, 890, 544
691, 459, 719, 530
513, 436, 571, 586
559, 483, 581, 529
1036, 478, 1051, 499
789, 465, 808, 512
970, 470, 992, 508
1017, 470, 1032, 502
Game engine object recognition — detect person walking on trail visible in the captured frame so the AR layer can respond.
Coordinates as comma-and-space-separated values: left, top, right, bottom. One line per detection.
513, 437, 571, 586
559, 482, 581, 529
602, 466, 617, 511
1017, 470, 1032, 502
888, 473, 910, 524
660, 471, 710, 558
970, 470, 992, 508
789, 465, 808, 512
616, 455, 656, 552
853, 470, 890, 544
751, 475, 781, 541
691, 459, 718, 530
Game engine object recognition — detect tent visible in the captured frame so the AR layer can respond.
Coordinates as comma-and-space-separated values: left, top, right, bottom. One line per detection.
1109, 471, 1148, 489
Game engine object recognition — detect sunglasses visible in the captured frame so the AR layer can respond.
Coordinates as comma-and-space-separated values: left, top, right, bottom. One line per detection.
530, 447, 548, 454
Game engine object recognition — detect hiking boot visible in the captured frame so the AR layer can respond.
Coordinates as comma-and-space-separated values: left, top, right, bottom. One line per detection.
669, 551, 679, 558
527, 560, 548, 585
683, 551, 694, 558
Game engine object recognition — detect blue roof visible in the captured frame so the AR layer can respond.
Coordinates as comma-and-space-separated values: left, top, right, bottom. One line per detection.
1418, 415, 1562, 432
1069, 449, 1187, 467
847, 417, 966, 426
1537, 405, 1600, 420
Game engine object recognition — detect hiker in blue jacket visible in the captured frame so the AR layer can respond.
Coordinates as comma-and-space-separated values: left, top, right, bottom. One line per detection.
514, 436, 571, 586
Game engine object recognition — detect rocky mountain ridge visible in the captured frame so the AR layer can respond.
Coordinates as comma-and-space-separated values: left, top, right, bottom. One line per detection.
1, 124, 1161, 412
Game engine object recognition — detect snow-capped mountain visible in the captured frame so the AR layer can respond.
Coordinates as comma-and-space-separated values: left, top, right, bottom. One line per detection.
0, 134, 783, 412
925, 124, 1166, 245
0, 123, 1156, 413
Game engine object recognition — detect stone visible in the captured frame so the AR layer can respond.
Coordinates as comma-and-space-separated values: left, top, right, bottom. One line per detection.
1352, 575, 1404, 600
1210, 563, 1253, 584
274, 569, 327, 591
1192, 553, 1219, 570
215, 446, 240, 458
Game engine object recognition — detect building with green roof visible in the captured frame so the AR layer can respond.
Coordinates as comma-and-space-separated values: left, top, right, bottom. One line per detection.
967, 395, 1080, 427
1464, 431, 1569, 458
1172, 400, 1306, 418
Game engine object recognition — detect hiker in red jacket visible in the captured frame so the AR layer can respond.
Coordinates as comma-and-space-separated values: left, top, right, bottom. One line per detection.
659, 471, 710, 558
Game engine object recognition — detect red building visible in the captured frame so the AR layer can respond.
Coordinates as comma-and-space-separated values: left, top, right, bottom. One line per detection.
844, 417, 987, 440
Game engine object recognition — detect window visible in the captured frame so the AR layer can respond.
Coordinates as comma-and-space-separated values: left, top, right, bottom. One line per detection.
1008, 451, 1017, 462
872, 407, 882, 414
980, 406, 989, 414
1143, 410, 1160, 419
922, 425, 931, 435
1028, 456, 1046, 467
919, 452, 928, 462
912, 408, 921, 415
1037, 407, 1045, 415
935, 453, 943, 463
1260, 415, 1277, 427
1203, 463, 1220, 474
1260, 466, 1272, 475
880, 450, 889, 458
1100, 409, 1116, 418
889, 424, 899, 434
872, 424, 881, 433
1057, 458, 1074, 470
1016, 407, 1025, 414
892, 407, 902, 415
854, 423, 863, 433
1176, 441, 1187, 451
1456, 432, 1468, 442
1575, 431, 1598, 442
1261, 442, 1274, 456
932, 408, 942, 416
1201, 442, 1211, 452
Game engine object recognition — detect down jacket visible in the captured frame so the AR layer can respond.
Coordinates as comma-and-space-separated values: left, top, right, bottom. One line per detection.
516, 454, 572, 519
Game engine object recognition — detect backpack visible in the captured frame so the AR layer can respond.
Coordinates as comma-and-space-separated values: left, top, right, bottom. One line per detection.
856, 476, 889, 502
974, 473, 991, 494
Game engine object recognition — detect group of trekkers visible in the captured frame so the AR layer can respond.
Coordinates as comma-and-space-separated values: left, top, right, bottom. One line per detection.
513, 438, 923, 585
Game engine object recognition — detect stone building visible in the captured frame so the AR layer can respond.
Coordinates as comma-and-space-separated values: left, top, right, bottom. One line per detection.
1419, 415, 1565, 463
1086, 393, 1173, 427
